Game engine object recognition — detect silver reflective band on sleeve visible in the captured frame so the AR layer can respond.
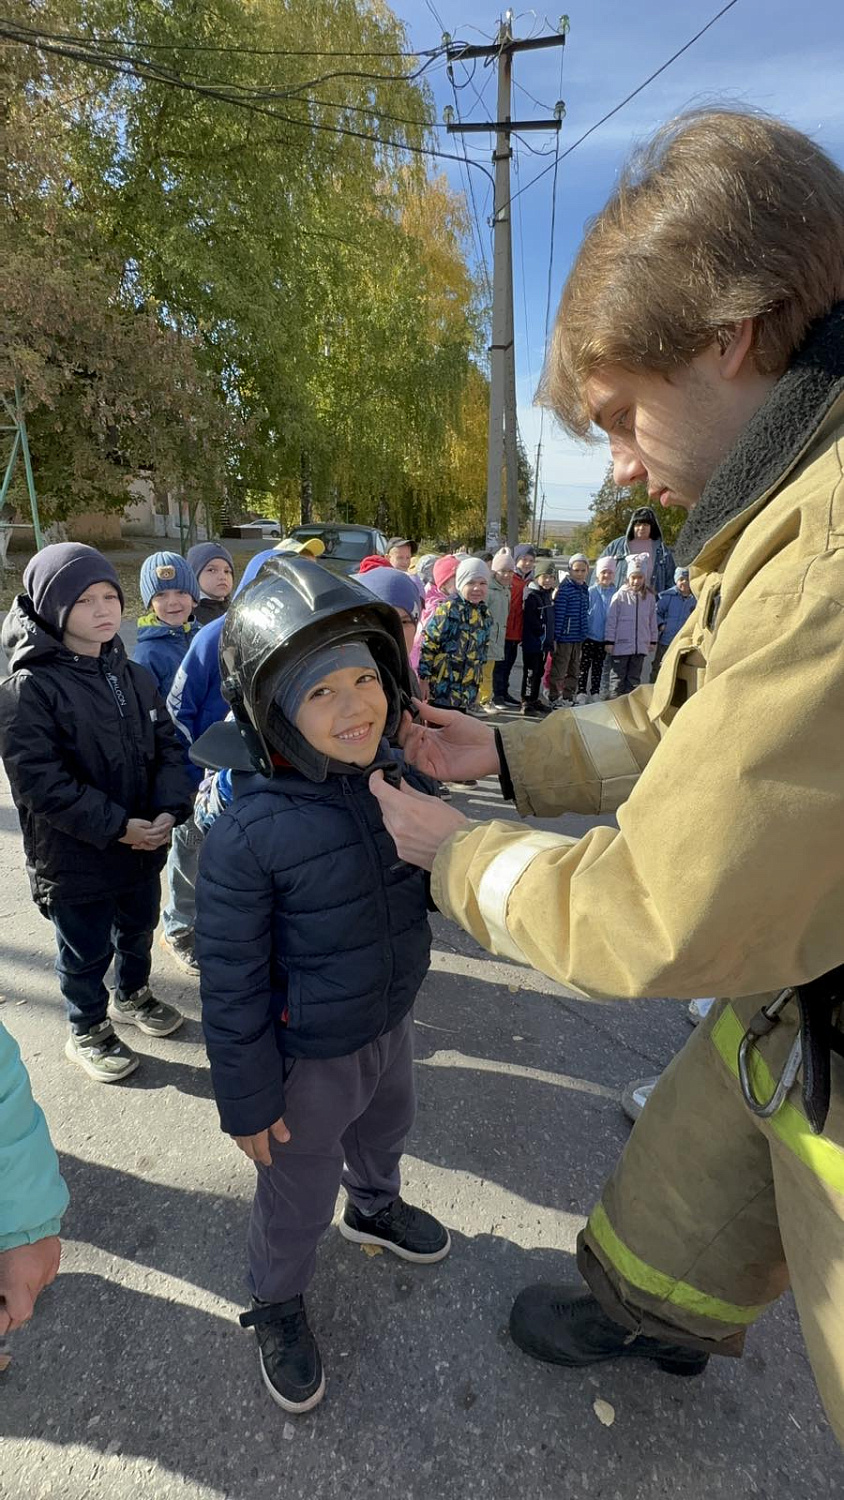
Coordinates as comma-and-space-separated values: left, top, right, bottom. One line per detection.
573, 702, 641, 810
476, 831, 575, 964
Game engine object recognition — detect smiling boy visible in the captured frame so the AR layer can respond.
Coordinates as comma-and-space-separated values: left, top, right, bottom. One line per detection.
133, 551, 201, 700
194, 558, 448, 1414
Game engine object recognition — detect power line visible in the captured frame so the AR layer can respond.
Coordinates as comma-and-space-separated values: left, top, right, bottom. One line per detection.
423, 0, 493, 302
514, 153, 536, 409
0, 16, 441, 59
0, 20, 498, 197
504, 0, 743, 215
513, 74, 555, 113
446, 71, 493, 300
1, 15, 450, 94
524, 26, 565, 541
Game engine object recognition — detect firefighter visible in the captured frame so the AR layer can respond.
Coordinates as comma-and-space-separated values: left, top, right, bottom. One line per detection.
370, 108, 844, 1444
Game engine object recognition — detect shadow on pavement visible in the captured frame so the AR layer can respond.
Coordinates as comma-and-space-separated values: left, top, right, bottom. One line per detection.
3, 1226, 838, 1500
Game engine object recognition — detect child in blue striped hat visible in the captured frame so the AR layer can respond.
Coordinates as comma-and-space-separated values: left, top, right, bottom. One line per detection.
133, 551, 201, 699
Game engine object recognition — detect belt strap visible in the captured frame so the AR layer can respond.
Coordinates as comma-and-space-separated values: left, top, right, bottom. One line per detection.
795, 965, 844, 1134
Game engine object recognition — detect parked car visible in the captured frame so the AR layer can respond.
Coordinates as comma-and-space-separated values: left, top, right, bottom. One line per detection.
284, 524, 389, 576
223, 521, 281, 540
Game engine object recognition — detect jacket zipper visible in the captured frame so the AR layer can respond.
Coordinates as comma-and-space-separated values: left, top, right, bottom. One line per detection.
341, 777, 394, 1033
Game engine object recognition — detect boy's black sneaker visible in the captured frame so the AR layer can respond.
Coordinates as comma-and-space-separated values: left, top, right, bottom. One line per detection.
509, 1284, 710, 1377
340, 1196, 451, 1263
240, 1296, 325, 1413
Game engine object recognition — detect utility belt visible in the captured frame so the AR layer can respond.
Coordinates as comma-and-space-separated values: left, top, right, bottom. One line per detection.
738, 966, 844, 1134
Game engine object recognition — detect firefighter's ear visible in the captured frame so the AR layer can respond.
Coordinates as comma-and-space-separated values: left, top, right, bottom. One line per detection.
715, 319, 754, 380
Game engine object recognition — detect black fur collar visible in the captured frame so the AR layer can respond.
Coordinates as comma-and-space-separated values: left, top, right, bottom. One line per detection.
676, 303, 844, 566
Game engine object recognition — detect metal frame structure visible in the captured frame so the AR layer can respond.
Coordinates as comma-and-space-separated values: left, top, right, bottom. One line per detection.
0, 379, 44, 559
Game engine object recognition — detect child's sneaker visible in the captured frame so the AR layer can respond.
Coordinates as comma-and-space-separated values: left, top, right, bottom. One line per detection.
109, 987, 184, 1037
65, 1020, 139, 1082
239, 1296, 325, 1413
159, 930, 200, 975
340, 1196, 451, 1263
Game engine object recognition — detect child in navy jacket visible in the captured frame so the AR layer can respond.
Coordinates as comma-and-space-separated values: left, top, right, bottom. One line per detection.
520, 562, 556, 714
654, 567, 696, 677
157, 548, 278, 973
133, 551, 200, 699
549, 553, 590, 705
194, 559, 449, 1416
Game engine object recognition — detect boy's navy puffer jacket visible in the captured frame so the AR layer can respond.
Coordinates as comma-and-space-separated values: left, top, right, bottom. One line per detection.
195, 749, 431, 1137
0, 597, 193, 906
553, 576, 589, 642
133, 615, 199, 701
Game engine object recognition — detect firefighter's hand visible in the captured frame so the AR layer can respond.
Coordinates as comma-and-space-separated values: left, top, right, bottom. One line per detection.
233, 1117, 291, 1166
397, 701, 498, 784
370, 771, 468, 871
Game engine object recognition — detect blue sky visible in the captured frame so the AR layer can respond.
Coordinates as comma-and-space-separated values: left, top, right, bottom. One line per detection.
396, 0, 844, 523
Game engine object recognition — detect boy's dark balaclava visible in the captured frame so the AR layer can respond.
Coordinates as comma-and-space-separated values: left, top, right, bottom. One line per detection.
275, 642, 379, 727
23, 543, 124, 635
260, 634, 401, 783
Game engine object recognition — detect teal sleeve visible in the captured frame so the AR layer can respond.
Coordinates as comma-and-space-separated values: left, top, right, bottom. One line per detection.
0, 1023, 69, 1251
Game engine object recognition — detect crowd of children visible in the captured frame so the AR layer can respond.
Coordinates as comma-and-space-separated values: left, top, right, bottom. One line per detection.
0, 521, 696, 1412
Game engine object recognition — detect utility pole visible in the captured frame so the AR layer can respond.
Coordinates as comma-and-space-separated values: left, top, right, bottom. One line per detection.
445, 16, 567, 551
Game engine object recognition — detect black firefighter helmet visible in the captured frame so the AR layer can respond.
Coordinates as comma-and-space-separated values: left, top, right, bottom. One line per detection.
195, 554, 411, 781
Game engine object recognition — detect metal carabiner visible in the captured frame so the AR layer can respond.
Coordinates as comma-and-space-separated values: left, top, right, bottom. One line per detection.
738, 988, 802, 1119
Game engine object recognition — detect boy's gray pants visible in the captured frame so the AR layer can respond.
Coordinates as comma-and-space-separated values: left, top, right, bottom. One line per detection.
248, 1012, 415, 1304
163, 812, 204, 940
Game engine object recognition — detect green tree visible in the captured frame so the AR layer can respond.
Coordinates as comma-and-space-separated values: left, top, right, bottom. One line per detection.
2, 0, 490, 534
1, 2, 229, 523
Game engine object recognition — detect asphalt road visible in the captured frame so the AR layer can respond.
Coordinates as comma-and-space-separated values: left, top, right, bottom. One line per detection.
0, 634, 840, 1499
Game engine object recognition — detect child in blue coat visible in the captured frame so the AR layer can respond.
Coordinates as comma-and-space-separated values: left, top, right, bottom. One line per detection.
159, 545, 327, 974
133, 552, 201, 699
654, 567, 696, 677
194, 558, 448, 1415
549, 553, 590, 705
578, 555, 617, 701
